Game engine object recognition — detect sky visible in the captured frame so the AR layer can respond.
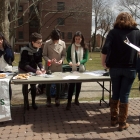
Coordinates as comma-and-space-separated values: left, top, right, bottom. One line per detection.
91, 0, 119, 34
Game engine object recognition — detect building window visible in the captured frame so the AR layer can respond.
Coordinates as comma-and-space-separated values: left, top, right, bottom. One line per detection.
18, 17, 23, 25
67, 32, 72, 39
61, 32, 65, 39
57, 18, 65, 25
18, 31, 23, 39
18, 6, 23, 12
29, 19, 39, 28
30, 5, 39, 13
57, 2, 65, 11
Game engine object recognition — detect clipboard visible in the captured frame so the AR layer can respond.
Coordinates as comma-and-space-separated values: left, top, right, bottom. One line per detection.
124, 37, 140, 51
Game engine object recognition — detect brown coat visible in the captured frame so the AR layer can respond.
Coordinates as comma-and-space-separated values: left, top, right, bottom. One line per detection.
43, 39, 66, 72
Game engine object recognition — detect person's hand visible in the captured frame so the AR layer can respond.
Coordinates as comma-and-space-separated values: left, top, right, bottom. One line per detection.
76, 62, 80, 66
36, 70, 42, 75
51, 58, 57, 63
57, 60, 62, 64
103, 63, 109, 70
69, 62, 73, 66
41, 68, 46, 74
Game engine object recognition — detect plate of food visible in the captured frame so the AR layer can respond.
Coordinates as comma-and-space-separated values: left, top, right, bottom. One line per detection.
0, 73, 7, 79
13, 73, 31, 80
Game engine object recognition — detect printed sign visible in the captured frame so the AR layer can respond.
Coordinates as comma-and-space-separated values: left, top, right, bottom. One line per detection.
0, 79, 11, 122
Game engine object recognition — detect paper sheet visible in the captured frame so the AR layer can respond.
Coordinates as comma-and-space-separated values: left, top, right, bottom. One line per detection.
83, 70, 106, 76
124, 40, 140, 51
63, 75, 80, 79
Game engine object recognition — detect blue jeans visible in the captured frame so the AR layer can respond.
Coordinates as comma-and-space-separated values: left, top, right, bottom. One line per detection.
110, 68, 136, 103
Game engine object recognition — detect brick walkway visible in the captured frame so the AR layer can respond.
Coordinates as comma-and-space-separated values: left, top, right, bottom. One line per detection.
0, 99, 140, 140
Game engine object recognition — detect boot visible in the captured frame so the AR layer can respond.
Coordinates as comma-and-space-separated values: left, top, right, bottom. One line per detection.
118, 103, 129, 131
110, 99, 119, 126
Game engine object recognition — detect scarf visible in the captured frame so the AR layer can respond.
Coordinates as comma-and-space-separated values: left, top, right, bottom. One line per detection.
21, 43, 39, 55
71, 43, 83, 71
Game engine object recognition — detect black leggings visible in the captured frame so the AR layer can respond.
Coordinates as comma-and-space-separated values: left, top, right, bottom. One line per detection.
67, 82, 82, 102
22, 84, 36, 104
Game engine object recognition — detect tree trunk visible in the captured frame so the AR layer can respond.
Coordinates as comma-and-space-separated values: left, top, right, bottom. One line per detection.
0, 0, 10, 41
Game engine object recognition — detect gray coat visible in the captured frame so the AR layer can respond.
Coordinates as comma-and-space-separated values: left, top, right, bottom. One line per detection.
43, 39, 66, 72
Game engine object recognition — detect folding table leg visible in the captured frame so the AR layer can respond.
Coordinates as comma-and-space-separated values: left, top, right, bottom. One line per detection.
100, 81, 105, 106
22, 84, 29, 124
97, 81, 110, 106
108, 81, 112, 106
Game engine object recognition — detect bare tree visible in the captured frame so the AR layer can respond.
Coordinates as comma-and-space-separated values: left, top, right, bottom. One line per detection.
117, 0, 140, 20
99, 9, 115, 49
92, 0, 108, 50
0, 0, 10, 41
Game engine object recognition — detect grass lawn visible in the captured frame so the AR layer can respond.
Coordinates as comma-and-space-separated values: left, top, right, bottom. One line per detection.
13, 52, 103, 70
13, 52, 140, 99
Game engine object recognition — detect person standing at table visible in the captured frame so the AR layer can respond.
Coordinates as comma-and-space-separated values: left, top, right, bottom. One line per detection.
43, 29, 66, 107
101, 12, 140, 131
0, 32, 14, 99
18, 32, 46, 110
66, 31, 88, 110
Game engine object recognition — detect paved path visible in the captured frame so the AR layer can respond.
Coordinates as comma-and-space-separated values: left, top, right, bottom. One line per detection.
0, 99, 140, 139
1, 66, 139, 139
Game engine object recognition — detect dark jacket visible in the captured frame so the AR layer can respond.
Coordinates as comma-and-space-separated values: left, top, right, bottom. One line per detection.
0, 47, 14, 66
18, 44, 43, 73
102, 26, 140, 68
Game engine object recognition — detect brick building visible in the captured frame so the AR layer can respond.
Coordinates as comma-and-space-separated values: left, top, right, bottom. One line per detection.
13, 0, 92, 52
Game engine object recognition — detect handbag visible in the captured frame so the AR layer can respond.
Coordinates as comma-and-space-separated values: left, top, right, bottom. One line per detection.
79, 64, 85, 72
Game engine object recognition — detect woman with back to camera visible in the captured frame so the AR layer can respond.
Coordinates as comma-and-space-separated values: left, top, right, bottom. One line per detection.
101, 12, 140, 131
0, 32, 14, 99
66, 31, 88, 110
